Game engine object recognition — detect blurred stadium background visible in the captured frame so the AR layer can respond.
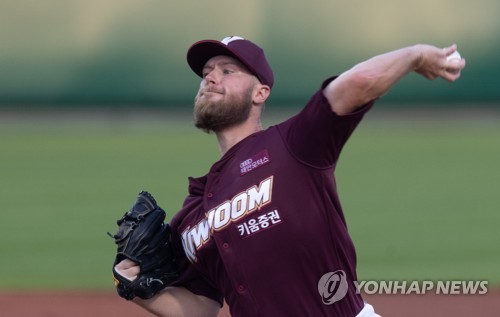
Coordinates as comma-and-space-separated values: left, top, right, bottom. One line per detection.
1, 0, 499, 106
0, 1, 499, 315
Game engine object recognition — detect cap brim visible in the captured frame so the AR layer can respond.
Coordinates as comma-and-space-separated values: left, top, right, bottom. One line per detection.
187, 40, 253, 79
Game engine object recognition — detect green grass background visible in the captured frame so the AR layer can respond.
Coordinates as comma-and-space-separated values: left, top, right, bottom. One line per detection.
1, 108, 499, 291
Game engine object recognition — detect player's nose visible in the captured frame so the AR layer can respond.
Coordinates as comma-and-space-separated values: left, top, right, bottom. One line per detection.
203, 69, 219, 85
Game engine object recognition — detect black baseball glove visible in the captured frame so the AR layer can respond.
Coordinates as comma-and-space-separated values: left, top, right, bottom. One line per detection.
109, 191, 179, 300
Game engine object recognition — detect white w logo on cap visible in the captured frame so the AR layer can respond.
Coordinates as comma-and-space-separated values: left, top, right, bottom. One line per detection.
221, 36, 245, 45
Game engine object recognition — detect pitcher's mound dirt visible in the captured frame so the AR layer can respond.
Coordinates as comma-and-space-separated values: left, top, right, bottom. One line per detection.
1, 289, 498, 316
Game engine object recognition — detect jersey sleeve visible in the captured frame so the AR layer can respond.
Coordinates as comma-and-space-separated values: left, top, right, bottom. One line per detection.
170, 256, 224, 306
169, 212, 224, 306
277, 76, 374, 168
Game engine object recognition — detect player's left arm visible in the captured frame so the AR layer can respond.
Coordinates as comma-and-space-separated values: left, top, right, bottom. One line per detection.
323, 44, 466, 115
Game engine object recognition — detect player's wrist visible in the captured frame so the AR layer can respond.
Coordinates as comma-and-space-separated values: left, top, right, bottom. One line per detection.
410, 44, 426, 72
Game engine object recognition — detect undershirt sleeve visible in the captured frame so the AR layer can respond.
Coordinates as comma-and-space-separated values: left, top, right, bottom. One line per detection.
277, 76, 374, 169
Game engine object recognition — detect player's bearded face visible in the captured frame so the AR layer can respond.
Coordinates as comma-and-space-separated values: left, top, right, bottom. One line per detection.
194, 84, 254, 133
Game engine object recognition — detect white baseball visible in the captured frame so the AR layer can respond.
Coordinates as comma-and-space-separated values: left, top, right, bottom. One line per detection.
447, 50, 462, 62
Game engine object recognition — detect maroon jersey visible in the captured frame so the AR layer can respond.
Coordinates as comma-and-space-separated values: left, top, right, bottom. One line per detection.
170, 77, 374, 316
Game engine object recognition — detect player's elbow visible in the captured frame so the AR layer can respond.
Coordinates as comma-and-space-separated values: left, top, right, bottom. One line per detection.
348, 68, 387, 102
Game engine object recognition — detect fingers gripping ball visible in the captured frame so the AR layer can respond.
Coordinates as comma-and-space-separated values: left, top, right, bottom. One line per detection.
109, 191, 179, 300
446, 50, 462, 62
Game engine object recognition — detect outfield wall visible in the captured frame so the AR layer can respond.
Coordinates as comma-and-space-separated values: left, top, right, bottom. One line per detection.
1, 0, 499, 106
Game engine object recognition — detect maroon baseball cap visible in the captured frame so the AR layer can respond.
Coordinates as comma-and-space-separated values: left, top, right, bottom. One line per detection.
187, 36, 274, 88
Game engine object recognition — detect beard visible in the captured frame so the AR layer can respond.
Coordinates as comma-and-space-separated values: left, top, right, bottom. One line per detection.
193, 86, 254, 133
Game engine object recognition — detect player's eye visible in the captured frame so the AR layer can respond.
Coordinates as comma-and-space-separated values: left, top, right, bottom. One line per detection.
201, 66, 214, 78
223, 69, 235, 75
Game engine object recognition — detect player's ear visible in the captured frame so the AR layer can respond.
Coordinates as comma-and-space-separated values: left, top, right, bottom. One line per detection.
253, 84, 271, 105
